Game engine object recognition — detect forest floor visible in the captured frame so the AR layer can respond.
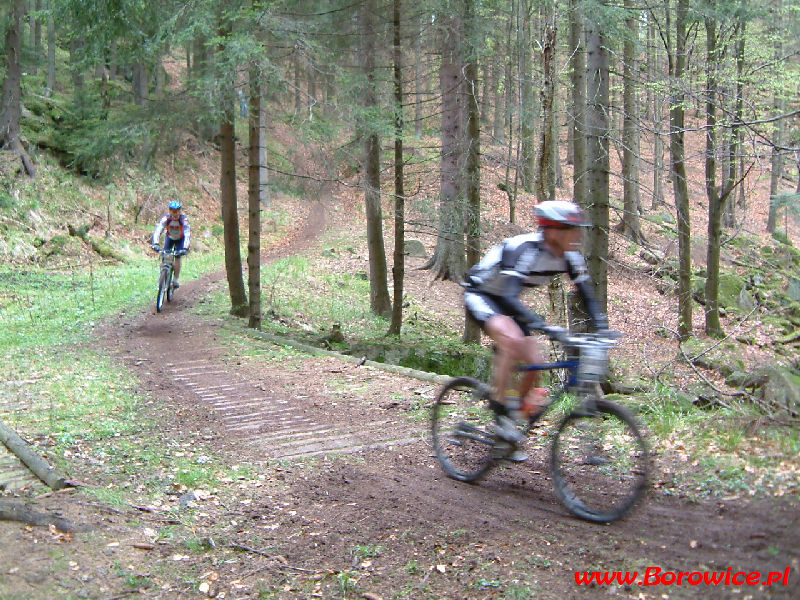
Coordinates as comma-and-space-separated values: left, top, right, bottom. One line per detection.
1, 182, 799, 600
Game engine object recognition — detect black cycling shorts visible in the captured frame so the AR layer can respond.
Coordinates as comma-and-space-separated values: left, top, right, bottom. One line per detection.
464, 291, 532, 335
164, 237, 186, 252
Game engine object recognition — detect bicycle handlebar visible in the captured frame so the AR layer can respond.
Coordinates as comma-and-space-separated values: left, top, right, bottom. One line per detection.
565, 330, 621, 349
153, 247, 187, 257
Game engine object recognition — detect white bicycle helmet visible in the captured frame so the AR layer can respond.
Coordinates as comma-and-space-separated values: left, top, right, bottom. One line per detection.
534, 200, 590, 228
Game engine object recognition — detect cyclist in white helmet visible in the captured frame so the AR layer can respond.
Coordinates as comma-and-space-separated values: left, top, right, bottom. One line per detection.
464, 200, 608, 461
152, 200, 190, 288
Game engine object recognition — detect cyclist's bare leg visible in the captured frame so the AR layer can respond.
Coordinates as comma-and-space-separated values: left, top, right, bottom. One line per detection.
517, 337, 548, 416
485, 315, 539, 406
174, 257, 181, 280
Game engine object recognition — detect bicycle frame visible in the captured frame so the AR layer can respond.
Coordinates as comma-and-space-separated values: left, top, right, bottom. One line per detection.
155, 248, 181, 312
519, 359, 579, 390
514, 334, 618, 413
159, 249, 182, 280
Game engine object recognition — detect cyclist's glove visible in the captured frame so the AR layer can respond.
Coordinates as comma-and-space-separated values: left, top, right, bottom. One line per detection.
152, 243, 160, 252
525, 314, 569, 345
541, 325, 570, 346
176, 249, 187, 257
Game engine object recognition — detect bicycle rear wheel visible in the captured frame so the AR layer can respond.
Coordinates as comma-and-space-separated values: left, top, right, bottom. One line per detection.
156, 269, 167, 312
431, 377, 497, 483
550, 398, 648, 523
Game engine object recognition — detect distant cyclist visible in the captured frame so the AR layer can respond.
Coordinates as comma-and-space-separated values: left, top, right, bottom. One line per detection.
152, 200, 190, 288
463, 200, 608, 461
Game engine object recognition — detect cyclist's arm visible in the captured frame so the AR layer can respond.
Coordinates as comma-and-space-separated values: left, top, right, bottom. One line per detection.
491, 273, 548, 330
565, 251, 608, 331
181, 217, 190, 251
152, 215, 167, 246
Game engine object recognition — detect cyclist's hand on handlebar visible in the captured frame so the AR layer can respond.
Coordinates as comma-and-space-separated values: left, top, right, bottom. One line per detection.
175, 249, 187, 257
541, 325, 569, 345
151, 244, 161, 253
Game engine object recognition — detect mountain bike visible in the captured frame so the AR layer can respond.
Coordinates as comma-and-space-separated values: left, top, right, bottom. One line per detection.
430, 331, 649, 523
153, 247, 184, 312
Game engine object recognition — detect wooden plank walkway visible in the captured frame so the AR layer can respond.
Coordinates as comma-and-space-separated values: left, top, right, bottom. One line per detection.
0, 443, 44, 493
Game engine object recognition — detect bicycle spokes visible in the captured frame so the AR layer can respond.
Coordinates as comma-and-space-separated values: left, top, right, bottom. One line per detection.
551, 398, 648, 523
431, 377, 497, 483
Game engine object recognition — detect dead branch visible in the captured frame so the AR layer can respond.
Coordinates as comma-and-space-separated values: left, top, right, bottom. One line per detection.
0, 499, 86, 532
677, 344, 744, 403
229, 543, 315, 572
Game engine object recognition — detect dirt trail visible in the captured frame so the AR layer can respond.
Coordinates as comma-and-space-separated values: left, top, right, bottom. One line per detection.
94, 194, 800, 598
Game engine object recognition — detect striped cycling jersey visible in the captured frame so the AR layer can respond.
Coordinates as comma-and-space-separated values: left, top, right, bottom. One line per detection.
466, 232, 589, 295
465, 232, 606, 330
152, 214, 191, 248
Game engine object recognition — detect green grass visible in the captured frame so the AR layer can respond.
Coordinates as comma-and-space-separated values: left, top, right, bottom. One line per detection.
0, 250, 220, 350
351, 544, 382, 560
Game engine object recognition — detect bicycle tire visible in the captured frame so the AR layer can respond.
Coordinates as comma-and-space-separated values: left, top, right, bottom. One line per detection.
550, 397, 648, 523
166, 268, 174, 302
431, 377, 497, 483
156, 269, 167, 312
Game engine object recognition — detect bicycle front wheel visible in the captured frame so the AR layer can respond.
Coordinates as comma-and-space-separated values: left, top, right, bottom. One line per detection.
551, 398, 648, 523
431, 377, 497, 483
156, 270, 167, 312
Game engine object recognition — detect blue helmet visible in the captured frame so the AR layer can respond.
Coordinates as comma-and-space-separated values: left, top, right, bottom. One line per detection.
168, 200, 182, 210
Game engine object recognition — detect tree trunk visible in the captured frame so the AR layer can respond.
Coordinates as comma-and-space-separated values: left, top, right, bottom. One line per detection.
503, 16, 516, 222
723, 26, 744, 229
221, 108, 248, 317
518, 0, 535, 192
584, 12, 610, 313
293, 51, 302, 117
389, 0, 405, 336
362, 0, 392, 318
463, 0, 481, 344
649, 17, 664, 210
567, 0, 589, 332
193, 35, 217, 141
0, 0, 35, 177
670, 0, 693, 340
414, 14, 424, 138
767, 117, 786, 234
46, 4, 55, 94
493, 51, 505, 143
248, 67, 264, 330
219, 16, 247, 317
704, 17, 723, 338
569, 0, 586, 210
34, 0, 42, 51
480, 61, 492, 130
132, 62, 148, 106
619, 0, 642, 242
767, 0, 785, 237
503, 19, 514, 154
536, 14, 556, 203
423, 8, 467, 282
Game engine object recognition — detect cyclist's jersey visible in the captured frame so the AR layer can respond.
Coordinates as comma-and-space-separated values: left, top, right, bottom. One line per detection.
465, 232, 606, 329
153, 214, 190, 249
